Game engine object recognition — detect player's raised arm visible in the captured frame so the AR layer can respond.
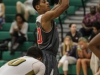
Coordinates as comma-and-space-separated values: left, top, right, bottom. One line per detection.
42, 0, 69, 22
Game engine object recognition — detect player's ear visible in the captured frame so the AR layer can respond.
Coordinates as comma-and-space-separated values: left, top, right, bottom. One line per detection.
37, 57, 42, 61
35, 5, 40, 10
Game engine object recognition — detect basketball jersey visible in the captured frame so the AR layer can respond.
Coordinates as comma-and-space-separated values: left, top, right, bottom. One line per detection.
36, 15, 59, 56
0, 56, 45, 75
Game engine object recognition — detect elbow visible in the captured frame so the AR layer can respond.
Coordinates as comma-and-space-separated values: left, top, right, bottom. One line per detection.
88, 43, 93, 50
64, 3, 69, 9
61, 2, 69, 10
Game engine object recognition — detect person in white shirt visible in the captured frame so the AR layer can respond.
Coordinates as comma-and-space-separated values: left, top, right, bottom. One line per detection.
0, 46, 45, 75
9, 13, 28, 55
16, 0, 37, 21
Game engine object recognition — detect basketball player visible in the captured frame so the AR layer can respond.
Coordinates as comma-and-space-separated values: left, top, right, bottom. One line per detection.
89, 33, 100, 75
0, 46, 45, 75
32, 0, 69, 75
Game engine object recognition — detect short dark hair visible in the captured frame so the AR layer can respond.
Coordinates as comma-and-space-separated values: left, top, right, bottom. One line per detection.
15, 13, 26, 22
69, 23, 74, 28
93, 21, 100, 30
26, 46, 43, 59
32, 0, 40, 10
0, 0, 2, 3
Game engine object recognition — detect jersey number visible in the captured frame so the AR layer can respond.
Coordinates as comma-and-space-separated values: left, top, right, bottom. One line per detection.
8, 59, 26, 66
37, 28, 43, 44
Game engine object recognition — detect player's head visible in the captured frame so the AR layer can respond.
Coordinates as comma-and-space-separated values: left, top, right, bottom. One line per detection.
0, 0, 2, 3
92, 21, 100, 34
26, 46, 43, 61
32, 0, 50, 14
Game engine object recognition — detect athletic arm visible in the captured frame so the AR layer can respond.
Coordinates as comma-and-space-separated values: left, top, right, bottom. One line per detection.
32, 62, 45, 75
41, 0, 69, 32
88, 33, 100, 59
42, 0, 69, 21
36, 64, 45, 75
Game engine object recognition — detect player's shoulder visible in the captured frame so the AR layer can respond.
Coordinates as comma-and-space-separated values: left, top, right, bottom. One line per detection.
33, 60, 45, 68
36, 15, 43, 23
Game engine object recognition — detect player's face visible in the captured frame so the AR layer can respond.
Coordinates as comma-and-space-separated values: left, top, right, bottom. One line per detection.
70, 24, 77, 32
39, 0, 50, 12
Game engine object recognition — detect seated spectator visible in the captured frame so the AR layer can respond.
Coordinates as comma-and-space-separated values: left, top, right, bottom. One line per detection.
16, 0, 37, 21
9, 13, 28, 55
88, 21, 100, 41
0, 0, 5, 29
66, 23, 82, 45
58, 36, 77, 75
76, 37, 92, 75
79, 6, 96, 37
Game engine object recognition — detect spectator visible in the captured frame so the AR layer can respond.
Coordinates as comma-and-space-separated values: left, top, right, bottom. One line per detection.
16, 0, 37, 21
0, 0, 5, 29
58, 36, 77, 75
79, 6, 96, 37
9, 13, 28, 55
76, 37, 92, 75
66, 23, 82, 45
88, 21, 100, 41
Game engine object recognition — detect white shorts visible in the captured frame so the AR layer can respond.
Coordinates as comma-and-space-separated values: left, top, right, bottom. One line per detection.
18, 1, 37, 15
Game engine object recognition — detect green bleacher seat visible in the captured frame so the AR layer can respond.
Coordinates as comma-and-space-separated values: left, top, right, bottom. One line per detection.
4, 0, 24, 6
17, 42, 33, 51
0, 32, 36, 41
27, 32, 36, 41
2, 51, 21, 61
67, 6, 76, 15
6, 6, 17, 14
0, 32, 10, 40
5, 14, 37, 23
59, 65, 93, 75
0, 23, 36, 32
0, 60, 7, 67
28, 23, 36, 32
69, 0, 84, 7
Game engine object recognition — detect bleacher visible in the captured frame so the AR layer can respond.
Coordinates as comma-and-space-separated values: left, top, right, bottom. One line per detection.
0, 0, 93, 75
